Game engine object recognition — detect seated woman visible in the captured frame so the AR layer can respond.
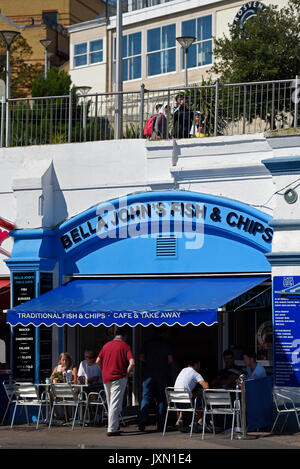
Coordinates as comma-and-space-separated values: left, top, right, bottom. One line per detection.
51, 352, 78, 384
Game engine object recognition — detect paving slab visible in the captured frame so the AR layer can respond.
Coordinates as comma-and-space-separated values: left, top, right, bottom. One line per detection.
0, 423, 299, 451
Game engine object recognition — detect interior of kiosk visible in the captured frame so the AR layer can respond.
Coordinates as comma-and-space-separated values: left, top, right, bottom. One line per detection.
60, 277, 272, 407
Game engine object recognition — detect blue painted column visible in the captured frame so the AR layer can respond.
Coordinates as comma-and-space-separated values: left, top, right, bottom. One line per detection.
6, 251, 57, 383
263, 156, 300, 391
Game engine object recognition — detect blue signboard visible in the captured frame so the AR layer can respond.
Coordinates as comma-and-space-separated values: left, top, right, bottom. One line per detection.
273, 276, 300, 387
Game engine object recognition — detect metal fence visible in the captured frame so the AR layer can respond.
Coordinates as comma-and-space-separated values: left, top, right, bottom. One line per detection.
1, 76, 299, 147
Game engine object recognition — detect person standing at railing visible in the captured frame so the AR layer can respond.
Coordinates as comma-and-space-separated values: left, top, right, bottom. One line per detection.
190, 110, 210, 138
172, 95, 194, 139
151, 103, 168, 140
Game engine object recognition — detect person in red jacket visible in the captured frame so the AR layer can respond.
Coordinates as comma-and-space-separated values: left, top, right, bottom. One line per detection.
96, 327, 135, 436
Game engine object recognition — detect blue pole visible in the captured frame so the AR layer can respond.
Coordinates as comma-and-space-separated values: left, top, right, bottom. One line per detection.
35, 276, 39, 383
58, 327, 63, 355
35, 328, 40, 383
10, 325, 13, 382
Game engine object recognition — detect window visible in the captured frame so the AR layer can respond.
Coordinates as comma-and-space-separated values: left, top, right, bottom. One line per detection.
123, 32, 142, 81
73, 39, 104, 68
74, 42, 87, 67
113, 32, 142, 81
147, 24, 176, 76
90, 39, 104, 64
42, 11, 58, 26
130, 0, 174, 11
181, 15, 212, 69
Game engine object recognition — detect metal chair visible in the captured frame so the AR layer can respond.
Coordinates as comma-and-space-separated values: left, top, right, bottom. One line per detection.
202, 389, 240, 440
10, 382, 49, 430
48, 383, 87, 430
82, 389, 108, 428
163, 387, 198, 438
271, 391, 300, 433
1, 380, 16, 425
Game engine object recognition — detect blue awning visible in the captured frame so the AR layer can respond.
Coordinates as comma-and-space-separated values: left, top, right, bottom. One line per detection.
6, 276, 268, 328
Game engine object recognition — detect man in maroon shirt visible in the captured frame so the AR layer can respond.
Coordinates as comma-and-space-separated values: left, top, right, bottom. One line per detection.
96, 327, 135, 436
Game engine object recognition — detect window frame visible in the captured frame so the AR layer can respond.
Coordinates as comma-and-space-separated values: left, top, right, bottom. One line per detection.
112, 31, 142, 83
73, 38, 105, 69
146, 21, 177, 78
180, 14, 213, 71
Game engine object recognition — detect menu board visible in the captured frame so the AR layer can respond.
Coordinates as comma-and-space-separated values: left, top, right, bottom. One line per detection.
12, 272, 36, 381
13, 272, 36, 306
273, 276, 300, 387
39, 273, 53, 382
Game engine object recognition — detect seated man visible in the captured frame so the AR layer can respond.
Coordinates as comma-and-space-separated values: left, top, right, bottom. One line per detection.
174, 358, 209, 432
78, 349, 103, 392
242, 351, 267, 380
211, 349, 243, 389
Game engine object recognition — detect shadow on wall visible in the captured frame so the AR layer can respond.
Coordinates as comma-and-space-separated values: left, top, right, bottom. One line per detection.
51, 162, 68, 228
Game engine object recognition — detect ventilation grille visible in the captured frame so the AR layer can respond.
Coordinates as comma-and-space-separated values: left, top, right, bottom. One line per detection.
156, 235, 177, 258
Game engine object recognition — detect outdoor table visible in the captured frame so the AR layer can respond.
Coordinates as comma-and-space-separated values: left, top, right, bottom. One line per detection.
209, 387, 243, 436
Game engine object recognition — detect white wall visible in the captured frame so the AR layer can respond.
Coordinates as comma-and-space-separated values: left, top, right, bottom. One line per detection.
0, 133, 285, 236
69, 63, 107, 94
216, 0, 289, 39
1, 131, 300, 274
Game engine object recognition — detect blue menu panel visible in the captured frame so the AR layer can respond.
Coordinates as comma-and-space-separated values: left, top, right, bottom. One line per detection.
274, 276, 300, 387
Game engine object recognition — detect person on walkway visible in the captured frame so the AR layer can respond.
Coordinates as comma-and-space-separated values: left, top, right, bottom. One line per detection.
190, 110, 210, 137
174, 358, 209, 433
151, 103, 168, 140
242, 351, 266, 380
172, 94, 194, 139
138, 326, 173, 432
96, 327, 135, 436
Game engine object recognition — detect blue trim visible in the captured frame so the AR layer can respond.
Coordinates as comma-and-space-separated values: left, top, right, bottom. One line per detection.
269, 220, 300, 228
58, 190, 272, 234
262, 156, 300, 175
5, 258, 57, 272
266, 252, 300, 266
6, 190, 273, 277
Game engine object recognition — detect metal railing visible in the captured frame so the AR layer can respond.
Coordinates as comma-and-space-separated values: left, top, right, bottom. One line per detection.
1, 76, 299, 148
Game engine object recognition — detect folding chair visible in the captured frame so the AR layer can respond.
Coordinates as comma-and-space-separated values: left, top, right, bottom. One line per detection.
1, 380, 16, 425
48, 383, 87, 430
10, 382, 49, 430
202, 389, 240, 440
82, 389, 108, 428
163, 387, 197, 438
271, 391, 300, 433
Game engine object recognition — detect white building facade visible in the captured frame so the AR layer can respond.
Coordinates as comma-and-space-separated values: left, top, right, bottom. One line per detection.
68, 0, 289, 93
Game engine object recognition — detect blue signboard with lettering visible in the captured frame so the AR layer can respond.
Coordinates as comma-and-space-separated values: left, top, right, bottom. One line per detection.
273, 276, 300, 387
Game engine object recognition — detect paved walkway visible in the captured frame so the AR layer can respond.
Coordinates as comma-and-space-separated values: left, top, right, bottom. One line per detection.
0, 423, 300, 451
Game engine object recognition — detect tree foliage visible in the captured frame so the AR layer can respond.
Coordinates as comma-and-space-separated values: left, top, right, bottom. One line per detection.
31, 67, 72, 97
0, 35, 44, 98
210, 0, 300, 83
